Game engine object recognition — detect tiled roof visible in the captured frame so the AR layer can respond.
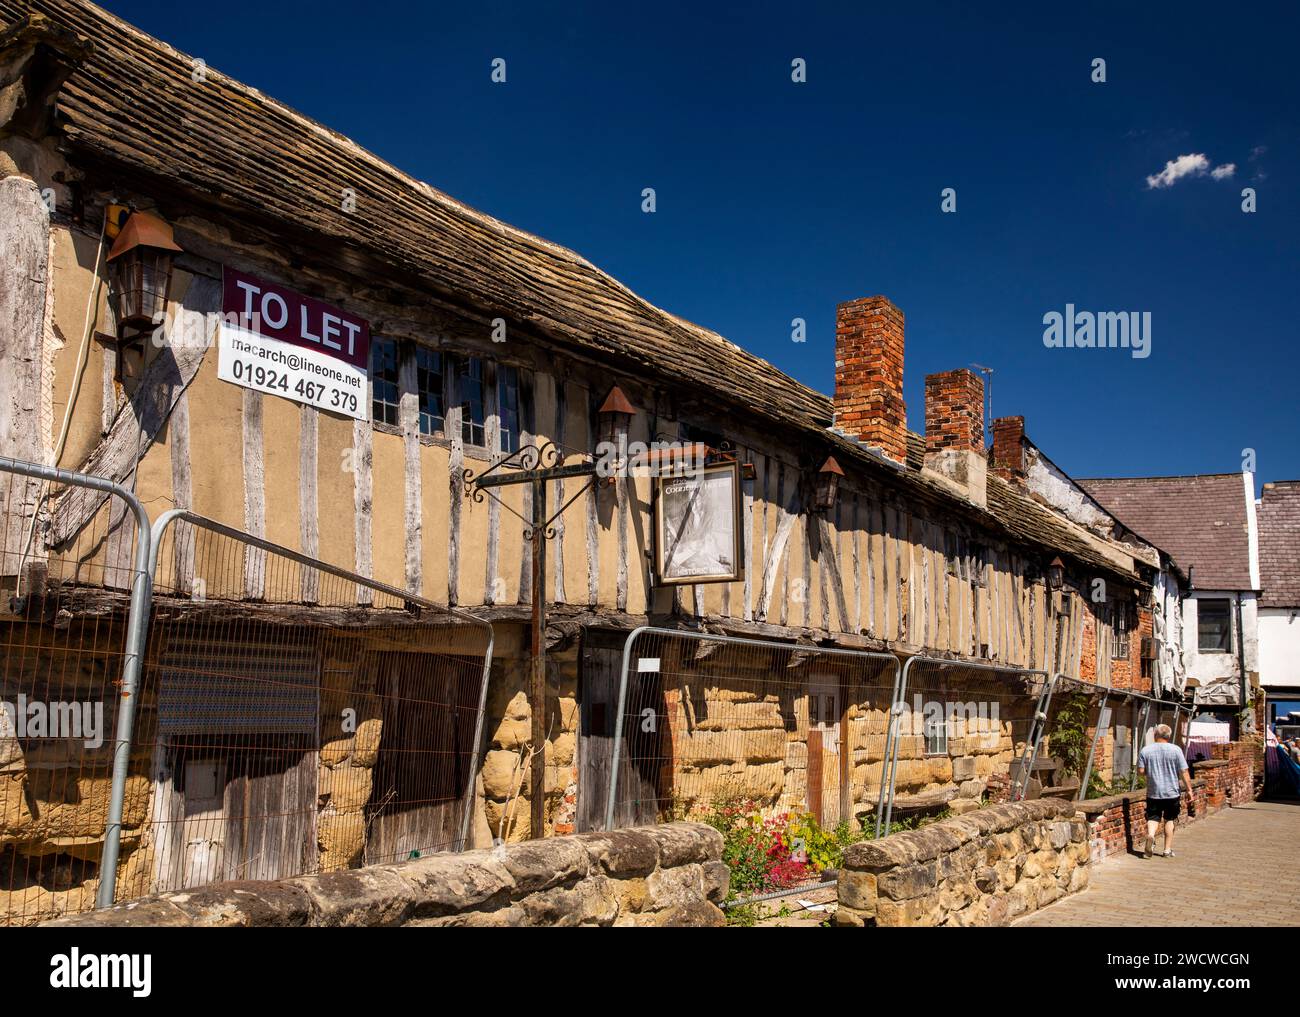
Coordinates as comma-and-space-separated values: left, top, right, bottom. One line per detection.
1076, 474, 1253, 590
1259, 481, 1300, 608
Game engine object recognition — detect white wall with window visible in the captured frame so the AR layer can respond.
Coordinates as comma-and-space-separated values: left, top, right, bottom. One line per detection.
1184, 590, 1259, 707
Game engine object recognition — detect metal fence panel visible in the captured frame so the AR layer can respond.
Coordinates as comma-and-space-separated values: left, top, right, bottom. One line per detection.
128, 511, 493, 899
876, 658, 1053, 834
1, 466, 493, 926
1, 457, 151, 927
606, 629, 900, 832
600, 628, 898, 898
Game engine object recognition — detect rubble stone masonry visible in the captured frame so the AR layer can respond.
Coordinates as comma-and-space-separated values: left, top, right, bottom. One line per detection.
41, 822, 729, 928
835, 798, 1089, 927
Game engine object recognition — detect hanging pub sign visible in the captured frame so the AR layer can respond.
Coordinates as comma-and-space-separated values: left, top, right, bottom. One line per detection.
653, 460, 743, 584
217, 267, 370, 420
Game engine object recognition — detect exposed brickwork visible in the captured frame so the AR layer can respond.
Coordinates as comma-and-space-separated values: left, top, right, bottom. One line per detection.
1209, 738, 1260, 804
1080, 611, 1098, 685
990, 416, 1026, 481
834, 296, 907, 464
924, 369, 984, 455
1077, 600, 1149, 692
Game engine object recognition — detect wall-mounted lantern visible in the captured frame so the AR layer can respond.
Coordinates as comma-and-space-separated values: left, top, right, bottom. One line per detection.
106, 210, 182, 382
812, 456, 844, 513
1046, 556, 1066, 591
597, 385, 637, 446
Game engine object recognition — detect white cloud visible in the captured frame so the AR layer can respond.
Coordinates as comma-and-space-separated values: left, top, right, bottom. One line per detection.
1146, 153, 1209, 189
1210, 163, 1236, 180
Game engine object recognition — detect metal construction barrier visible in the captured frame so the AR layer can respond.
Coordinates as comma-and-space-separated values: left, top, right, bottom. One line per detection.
0, 456, 152, 926
1, 453, 493, 926
128, 510, 493, 902
604, 628, 900, 888
876, 657, 1054, 836
1056, 676, 1191, 801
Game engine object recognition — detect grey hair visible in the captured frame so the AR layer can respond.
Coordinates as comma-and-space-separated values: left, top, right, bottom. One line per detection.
1154, 723, 1172, 739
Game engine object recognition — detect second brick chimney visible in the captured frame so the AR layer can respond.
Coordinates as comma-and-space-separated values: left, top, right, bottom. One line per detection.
833, 296, 907, 465
990, 416, 1027, 482
924, 369, 984, 455
923, 369, 988, 508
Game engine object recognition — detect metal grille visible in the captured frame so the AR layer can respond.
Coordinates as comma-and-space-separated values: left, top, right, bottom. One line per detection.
156, 633, 321, 735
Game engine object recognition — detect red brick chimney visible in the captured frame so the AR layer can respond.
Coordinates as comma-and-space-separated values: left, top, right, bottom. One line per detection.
833, 296, 907, 464
923, 369, 989, 507
990, 416, 1027, 481
924, 369, 984, 455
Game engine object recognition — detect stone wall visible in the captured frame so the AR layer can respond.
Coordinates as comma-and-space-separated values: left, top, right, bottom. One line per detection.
666, 652, 1034, 828
834, 799, 1088, 927
474, 647, 577, 845
41, 822, 728, 928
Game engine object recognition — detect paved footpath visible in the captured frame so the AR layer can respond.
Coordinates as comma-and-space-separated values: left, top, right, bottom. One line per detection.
1016, 800, 1300, 927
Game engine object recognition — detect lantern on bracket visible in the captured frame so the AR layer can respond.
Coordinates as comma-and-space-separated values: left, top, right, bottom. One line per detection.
1046, 556, 1066, 591
812, 456, 844, 513
106, 210, 182, 383
597, 385, 637, 445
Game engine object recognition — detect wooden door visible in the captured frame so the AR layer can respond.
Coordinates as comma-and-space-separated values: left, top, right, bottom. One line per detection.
179, 756, 224, 888
807, 679, 842, 827
221, 738, 317, 882
577, 629, 664, 832
154, 736, 317, 891
365, 652, 481, 863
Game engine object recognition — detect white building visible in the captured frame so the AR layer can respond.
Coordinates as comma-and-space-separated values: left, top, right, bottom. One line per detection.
1257, 481, 1300, 725
1078, 473, 1260, 726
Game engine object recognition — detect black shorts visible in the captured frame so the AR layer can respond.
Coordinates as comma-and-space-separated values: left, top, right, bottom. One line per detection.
1147, 797, 1181, 822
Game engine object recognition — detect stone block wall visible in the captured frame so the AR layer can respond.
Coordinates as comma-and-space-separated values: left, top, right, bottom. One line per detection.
662, 655, 1033, 827
479, 642, 579, 844
834, 799, 1088, 927
42, 822, 728, 928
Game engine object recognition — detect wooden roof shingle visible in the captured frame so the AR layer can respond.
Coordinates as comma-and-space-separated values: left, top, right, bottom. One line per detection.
2, 0, 1156, 587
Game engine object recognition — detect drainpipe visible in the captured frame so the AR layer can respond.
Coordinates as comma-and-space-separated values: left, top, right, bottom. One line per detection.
1235, 593, 1248, 734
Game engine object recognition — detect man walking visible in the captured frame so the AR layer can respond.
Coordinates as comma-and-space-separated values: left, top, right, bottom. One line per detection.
1138, 723, 1195, 858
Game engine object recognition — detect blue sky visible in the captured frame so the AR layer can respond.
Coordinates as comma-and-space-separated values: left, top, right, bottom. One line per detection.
106, 0, 1299, 486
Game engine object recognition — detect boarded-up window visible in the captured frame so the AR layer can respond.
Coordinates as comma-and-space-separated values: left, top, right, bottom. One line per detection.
157, 631, 319, 735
